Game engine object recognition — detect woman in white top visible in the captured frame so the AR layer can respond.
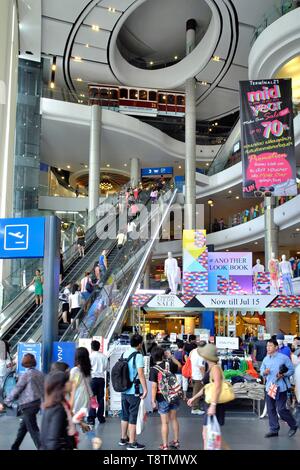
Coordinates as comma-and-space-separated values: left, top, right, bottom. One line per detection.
69, 283, 82, 328
0, 340, 13, 388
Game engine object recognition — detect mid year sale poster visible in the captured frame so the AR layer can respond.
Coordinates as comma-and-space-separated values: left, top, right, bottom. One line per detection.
239, 79, 296, 198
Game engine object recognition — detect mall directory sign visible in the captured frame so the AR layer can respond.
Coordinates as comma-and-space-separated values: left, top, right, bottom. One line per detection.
239, 78, 297, 198
0, 217, 45, 258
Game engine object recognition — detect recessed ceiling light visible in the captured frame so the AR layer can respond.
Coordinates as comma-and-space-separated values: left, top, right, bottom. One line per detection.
212, 55, 220, 62
58, 168, 61, 171
68, 185, 71, 188
201, 81, 208, 86
124, 163, 127, 167
86, 44, 89, 48
85, 165, 88, 168
106, 164, 110, 168
67, 165, 71, 169
254, 242, 258, 245
51, 64, 56, 71
209, 128, 212, 132
297, 251, 300, 254
92, 25, 100, 31
235, 196, 240, 199
174, 55, 178, 60
150, 61, 154, 65
73, 56, 82, 62
215, 122, 218, 126
206, 163, 209, 166
108, 7, 116, 12
62, 176, 65, 180
228, 190, 232, 194
178, 165, 182, 169
50, 82, 55, 89
226, 249, 229, 252
297, 228, 300, 232
80, 94, 85, 98
76, 78, 83, 82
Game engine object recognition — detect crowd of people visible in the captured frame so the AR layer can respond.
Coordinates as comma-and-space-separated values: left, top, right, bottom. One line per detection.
2, 331, 300, 450
0, 340, 107, 450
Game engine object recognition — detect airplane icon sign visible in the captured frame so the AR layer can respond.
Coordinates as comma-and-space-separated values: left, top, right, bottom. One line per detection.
4, 224, 29, 250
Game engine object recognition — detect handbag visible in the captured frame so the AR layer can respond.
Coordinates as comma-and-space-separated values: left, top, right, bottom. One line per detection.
204, 365, 235, 404
83, 376, 98, 409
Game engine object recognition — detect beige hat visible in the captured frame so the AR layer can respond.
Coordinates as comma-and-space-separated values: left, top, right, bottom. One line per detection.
198, 343, 218, 363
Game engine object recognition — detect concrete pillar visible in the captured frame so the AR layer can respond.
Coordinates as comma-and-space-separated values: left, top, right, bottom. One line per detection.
264, 196, 279, 334
184, 19, 197, 230
130, 157, 139, 187
185, 317, 195, 335
88, 105, 101, 227
143, 261, 151, 289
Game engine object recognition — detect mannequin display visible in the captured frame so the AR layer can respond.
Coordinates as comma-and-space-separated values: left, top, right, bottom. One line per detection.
268, 253, 280, 295
252, 259, 265, 293
279, 254, 294, 295
164, 252, 178, 294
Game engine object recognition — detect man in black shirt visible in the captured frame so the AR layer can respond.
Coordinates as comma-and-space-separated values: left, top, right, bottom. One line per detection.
183, 334, 197, 356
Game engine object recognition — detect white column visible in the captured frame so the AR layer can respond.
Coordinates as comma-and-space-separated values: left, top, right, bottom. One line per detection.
88, 105, 101, 227
264, 196, 279, 334
143, 261, 151, 289
185, 19, 197, 230
130, 157, 139, 187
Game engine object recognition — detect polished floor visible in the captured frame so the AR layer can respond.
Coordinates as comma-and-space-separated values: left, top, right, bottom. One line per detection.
0, 402, 300, 451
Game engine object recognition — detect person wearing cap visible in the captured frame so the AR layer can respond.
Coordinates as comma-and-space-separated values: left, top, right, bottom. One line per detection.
187, 344, 225, 449
276, 333, 291, 358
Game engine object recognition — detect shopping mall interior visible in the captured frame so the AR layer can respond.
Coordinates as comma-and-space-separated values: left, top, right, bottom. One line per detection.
1, 0, 300, 453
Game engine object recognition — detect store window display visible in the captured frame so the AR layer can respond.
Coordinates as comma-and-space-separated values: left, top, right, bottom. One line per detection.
252, 259, 265, 293
164, 252, 178, 294
279, 254, 295, 295
268, 253, 280, 295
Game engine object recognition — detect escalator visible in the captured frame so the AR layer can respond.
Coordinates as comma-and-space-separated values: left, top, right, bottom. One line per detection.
0, 194, 120, 345
4, 191, 152, 353
59, 187, 177, 347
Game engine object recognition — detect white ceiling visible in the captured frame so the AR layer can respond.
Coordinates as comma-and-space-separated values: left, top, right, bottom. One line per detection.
30, 0, 281, 122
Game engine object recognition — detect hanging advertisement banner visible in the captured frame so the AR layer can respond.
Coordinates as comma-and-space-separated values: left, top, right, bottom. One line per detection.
182, 230, 208, 295
208, 252, 253, 294
196, 294, 276, 309
239, 79, 296, 197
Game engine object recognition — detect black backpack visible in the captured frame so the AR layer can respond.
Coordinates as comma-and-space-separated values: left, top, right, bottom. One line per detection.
111, 351, 140, 393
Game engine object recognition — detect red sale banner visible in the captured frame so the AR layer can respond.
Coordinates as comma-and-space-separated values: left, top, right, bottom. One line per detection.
239, 79, 297, 198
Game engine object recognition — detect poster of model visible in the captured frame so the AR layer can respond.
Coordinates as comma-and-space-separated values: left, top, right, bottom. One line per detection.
239, 79, 297, 197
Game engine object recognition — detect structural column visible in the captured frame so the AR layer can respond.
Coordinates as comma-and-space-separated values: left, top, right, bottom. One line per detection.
88, 105, 101, 227
264, 196, 279, 335
130, 157, 139, 187
143, 261, 151, 289
185, 19, 197, 230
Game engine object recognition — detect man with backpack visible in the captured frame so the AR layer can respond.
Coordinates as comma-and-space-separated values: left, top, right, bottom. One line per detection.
150, 347, 182, 450
115, 334, 147, 450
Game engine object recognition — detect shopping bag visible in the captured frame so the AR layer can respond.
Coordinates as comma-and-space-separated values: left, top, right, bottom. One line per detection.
267, 383, 280, 400
136, 399, 147, 435
206, 415, 221, 450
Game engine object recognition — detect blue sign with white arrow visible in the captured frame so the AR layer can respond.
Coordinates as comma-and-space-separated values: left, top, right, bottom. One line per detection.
0, 217, 45, 259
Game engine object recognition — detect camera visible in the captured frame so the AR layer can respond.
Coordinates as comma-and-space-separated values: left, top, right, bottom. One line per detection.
279, 364, 288, 375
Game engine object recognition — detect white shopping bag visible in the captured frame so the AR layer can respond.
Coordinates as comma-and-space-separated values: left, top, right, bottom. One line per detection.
136, 399, 147, 435
206, 415, 221, 450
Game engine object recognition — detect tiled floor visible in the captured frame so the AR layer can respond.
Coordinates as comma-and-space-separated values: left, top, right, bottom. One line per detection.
1, 403, 300, 451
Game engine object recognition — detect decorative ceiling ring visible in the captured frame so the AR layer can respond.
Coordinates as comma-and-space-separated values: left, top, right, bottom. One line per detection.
196, 0, 239, 106
107, 0, 222, 89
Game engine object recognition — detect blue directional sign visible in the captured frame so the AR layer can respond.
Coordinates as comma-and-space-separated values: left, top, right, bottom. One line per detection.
141, 167, 173, 177
52, 342, 76, 368
17, 343, 42, 374
0, 217, 45, 259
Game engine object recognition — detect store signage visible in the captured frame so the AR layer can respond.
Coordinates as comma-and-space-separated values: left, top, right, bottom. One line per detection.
284, 335, 294, 344
208, 252, 253, 294
216, 336, 239, 350
0, 217, 45, 259
196, 294, 276, 309
17, 343, 42, 374
239, 79, 297, 198
170, 333, 177, 343
147, 294, 185, 308
141, 167, 173, 177
52, 342, 76, 368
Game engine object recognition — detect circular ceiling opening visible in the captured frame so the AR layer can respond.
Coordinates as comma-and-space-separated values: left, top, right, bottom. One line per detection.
117, 0, 212, 70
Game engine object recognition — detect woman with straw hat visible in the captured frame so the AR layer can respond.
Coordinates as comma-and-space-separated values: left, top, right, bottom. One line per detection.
187, 343, 225, 449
